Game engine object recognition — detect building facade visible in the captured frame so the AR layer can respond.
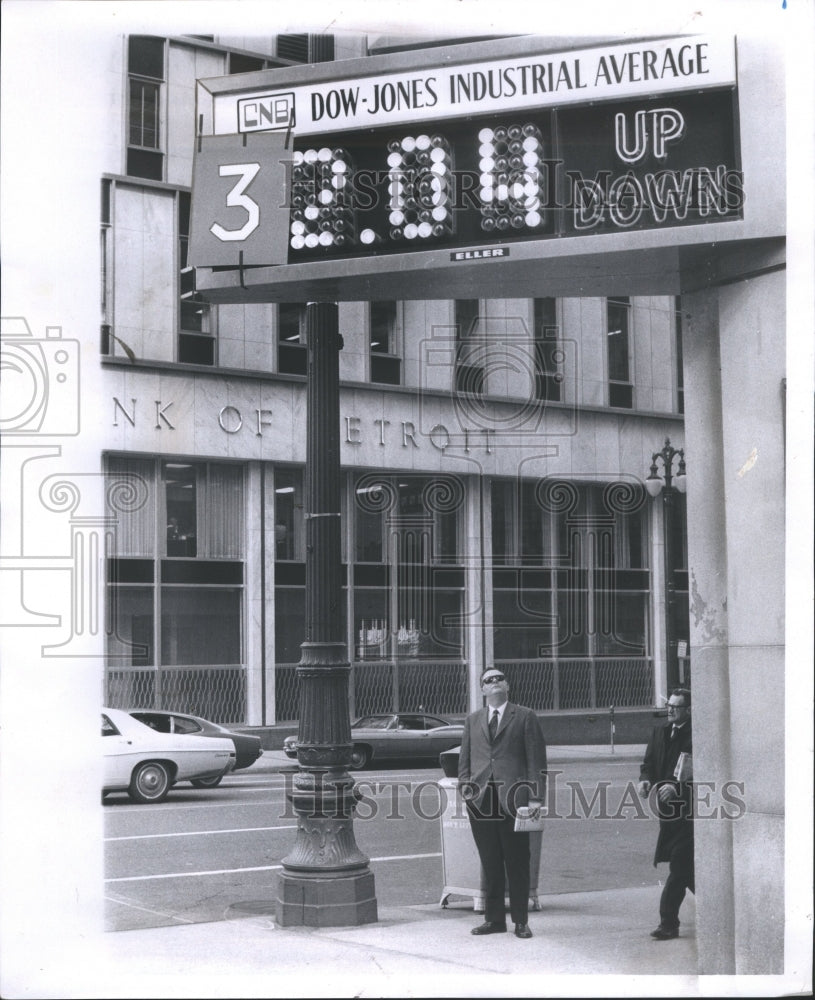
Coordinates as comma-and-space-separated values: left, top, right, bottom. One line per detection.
100, 34, 689, 727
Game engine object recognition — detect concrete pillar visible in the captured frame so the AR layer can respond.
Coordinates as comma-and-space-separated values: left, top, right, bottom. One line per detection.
683, 264, 785, 974
717, 270, 785, 973
682, 286, 736, 973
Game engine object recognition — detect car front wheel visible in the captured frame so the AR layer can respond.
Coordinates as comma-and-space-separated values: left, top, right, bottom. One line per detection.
190, 774, 223, 789
129, 761, 172, 803
349, 745, 371, 770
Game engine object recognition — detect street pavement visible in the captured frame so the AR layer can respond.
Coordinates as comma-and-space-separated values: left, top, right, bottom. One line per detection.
81, 743, 699, 998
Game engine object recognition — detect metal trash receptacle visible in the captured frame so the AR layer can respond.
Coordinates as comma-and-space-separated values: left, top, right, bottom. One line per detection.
438, 749, 544, 911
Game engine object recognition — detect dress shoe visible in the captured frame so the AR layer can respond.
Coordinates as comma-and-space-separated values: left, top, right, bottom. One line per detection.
650, 925, 679, 940
471, 921, 507, 935
514, 923, 533, 939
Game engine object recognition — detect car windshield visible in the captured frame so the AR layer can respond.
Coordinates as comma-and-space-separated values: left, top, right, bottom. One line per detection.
353, 716, 395, 730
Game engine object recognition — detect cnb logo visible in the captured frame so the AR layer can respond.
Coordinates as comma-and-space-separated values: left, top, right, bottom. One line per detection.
0, 317, 80, 435
614, 108, 685, 163
238, 92, 295, 132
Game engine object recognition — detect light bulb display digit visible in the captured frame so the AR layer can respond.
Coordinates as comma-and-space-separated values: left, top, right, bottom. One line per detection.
385, 134, 454, 243
477, 124, 545, 232
290, 146, 356, 252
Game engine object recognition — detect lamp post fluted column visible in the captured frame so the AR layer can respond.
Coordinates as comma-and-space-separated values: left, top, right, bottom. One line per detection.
276, 302, 377, 927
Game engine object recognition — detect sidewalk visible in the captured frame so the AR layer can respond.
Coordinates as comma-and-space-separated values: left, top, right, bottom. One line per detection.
84, 884, 696, 998
70, 744, 685, 999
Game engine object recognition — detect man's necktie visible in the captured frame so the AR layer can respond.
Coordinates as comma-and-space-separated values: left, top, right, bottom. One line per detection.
489, 709, 499, 742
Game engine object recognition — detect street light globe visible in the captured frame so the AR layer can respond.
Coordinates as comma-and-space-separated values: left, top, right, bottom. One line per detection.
645, 475, 664, 497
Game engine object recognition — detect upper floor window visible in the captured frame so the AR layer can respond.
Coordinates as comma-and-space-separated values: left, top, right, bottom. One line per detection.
674, 296, 685, 415
278, 303, 307, 375
127, 36, 164, 180
228, 53, 266, 74
100, 180, 112, 355
178, 192, 214, 365
533, 297, 561, 402
454, 299, 484, 397
370, 301, 401, 385
607, 296, 633, 409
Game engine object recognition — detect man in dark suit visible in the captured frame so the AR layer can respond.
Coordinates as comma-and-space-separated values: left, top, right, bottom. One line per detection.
638, 687, 694, 940
458, 668, 548, 939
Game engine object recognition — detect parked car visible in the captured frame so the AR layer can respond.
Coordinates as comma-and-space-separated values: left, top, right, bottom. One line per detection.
127, 710, 264, 787
283, 713, 464, 770
102, 708, 236, 803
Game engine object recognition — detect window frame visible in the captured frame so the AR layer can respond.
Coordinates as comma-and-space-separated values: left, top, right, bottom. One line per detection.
606, 296, 634, 410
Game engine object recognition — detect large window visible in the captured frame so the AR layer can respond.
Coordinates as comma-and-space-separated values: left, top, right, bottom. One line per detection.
100, 180, 112, 354
454, 299, 484, 397
106, 456, 245, 676
178, 192, 214, 365
534, 297, 561, 401
675, 296, 685, 415
278, 303, 307, 375
607, 297, 633, 409
370, 301, 401, 385
127, 36, 164, 180
491, 478, 649, 660
353, 474, 464, 661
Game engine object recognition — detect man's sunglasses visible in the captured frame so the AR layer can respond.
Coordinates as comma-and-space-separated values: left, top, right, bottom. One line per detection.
482, 674, 506, 684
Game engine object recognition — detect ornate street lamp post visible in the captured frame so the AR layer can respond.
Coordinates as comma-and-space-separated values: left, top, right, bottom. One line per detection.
276, 302, 377, 927
646, 438, 688, 694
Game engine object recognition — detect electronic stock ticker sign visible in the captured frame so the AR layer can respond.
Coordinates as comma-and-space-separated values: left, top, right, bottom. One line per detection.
190, 36, 742, 293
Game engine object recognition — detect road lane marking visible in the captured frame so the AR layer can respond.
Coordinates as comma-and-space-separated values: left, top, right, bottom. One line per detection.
106, 825, 297, 841
105, 893, 197, 923
105, 853, 442, 882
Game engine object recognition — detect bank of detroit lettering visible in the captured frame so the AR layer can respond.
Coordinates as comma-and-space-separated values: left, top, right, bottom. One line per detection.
196, 37, 742, 265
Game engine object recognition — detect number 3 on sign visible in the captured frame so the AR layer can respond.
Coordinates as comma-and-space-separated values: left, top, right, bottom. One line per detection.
210, 163, 260, 241
189, 132, 290, 268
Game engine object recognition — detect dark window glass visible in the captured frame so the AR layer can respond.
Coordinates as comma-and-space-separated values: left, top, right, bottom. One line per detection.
101, 180, 111, 225
455, 299, 478, 340
126, 148, 163, 181
160, 587, 241, 664
178, 334, 214, 365
106, 586, 154, 666
274, 468, 304, 561
178, 192, 212, 361
229, 53, 265, 74
128, 36, 164, 80
275, 588, 306, 661
278, 303, 307, 374
675, 296, 685, 415
607, 297, 632, 409
534, 297, 561, 401
607, 297, 630, 382
609, 383, 633, 409
165, 462, 197, 557
371, 301, 396, 354
371, 354, 401, 385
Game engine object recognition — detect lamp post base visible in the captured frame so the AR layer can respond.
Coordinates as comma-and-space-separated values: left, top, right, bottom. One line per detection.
276, 870, 378, 927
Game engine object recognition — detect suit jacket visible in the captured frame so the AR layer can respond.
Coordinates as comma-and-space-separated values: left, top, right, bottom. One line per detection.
458, 702, 548, 818
640, 720, 693, 864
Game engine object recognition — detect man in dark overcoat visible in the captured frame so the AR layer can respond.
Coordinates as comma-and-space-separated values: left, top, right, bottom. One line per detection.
638, 687, 694, 940
458, 667, 548, 939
